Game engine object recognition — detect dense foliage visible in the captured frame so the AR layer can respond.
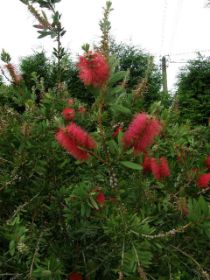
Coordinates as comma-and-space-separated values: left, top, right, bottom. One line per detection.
0, 1, 210, 279
110, 41, 164, 109
177, 55, 210, 125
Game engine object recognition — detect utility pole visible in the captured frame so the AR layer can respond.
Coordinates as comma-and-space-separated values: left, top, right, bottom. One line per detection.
162, 56, 168, 94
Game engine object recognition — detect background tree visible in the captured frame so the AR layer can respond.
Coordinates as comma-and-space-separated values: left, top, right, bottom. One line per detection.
20, 51, 52, 90
176, 54, 210, 125
110, 40, 164, 109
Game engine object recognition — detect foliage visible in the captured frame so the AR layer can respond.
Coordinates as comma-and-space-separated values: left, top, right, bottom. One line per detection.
0, 1, 210, 280
110, 40, 165, 109
20, 51, 52, 91
176, 55, 210, 125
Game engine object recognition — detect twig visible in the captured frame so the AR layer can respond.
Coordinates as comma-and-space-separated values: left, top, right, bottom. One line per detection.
0, 65, 12, 83
142, 223, 192, 239
132, 243, 148, 280
171, 245, 210, 280
29, 232, 43, 280
118, 271, 124, 280
10, 193, 40, 219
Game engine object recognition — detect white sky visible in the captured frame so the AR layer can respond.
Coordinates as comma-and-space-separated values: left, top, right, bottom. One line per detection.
0, 0, 210, 91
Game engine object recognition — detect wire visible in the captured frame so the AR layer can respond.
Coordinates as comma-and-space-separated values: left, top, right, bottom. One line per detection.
169, 61, 188, 64
168, 49, 210, 56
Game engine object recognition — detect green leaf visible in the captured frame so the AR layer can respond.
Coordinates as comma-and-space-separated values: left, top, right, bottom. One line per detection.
111, 104, 131, 115
108, 139, 119, 155
89, 196, 99, 210
9, 240, 16, 256
198, 196, 209, 216
108, 71, 128, 86
117, 130, 124, 151
38, 30, 52, 39
120, 161, 142, 170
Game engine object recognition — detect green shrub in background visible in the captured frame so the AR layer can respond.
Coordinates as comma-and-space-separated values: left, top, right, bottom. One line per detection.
0, 1, 209, 279
177, 55, 210, 125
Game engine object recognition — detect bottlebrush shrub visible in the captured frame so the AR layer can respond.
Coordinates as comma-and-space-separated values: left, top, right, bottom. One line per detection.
0, 1, 210, 279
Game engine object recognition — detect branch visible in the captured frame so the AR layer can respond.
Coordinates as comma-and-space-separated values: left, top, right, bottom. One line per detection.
171, 245, 210, 280
29, 232, 43, 280
142, 223, 192, 239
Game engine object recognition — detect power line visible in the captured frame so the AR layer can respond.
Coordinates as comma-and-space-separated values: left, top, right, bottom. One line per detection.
169, 61, 188, 64
168, 49, 210, 56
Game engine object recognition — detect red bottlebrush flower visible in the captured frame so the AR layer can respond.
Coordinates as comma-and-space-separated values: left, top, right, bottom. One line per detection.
62, 108, 75, 120
197, 173, 210, 189
134, 118, 162, 153
123, 113, 148, 148
55, 129, 89, 160
112, 126, 122, 138
181, 205, 189, 216
67, 98, 74, 105
142, 155, 151, 173
151, 158, 161, 180
77, 51, 109, 87
96, 191, 106, 207
78, 106, 86, 113
159, 157, 170, 177
55, 123, 96, 161
68, 272, 83, 280
65, 123, 96, 150
205, 155, 210, 170
123, 113, 162, 153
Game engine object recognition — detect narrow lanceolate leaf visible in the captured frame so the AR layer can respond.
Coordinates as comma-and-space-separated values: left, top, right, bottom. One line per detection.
108, 71, 129, 86
120, 161, 142, 170
111, 104, 131, 115
89, 196, 99, 210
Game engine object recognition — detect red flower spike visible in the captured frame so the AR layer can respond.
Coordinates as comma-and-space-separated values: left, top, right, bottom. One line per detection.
134, 118, 162, 153
112, 126, 122, 138
123, 113, 148, 148
96, 191, 106, 207
67, 98, 74, 105
143, 155, 151, 173
123, 113, 162, 154
77, 51, 109, 87
55, 129, 89, 160
181, 205, 189, 216
62, 108, 75, 120
151, 158, 161, 180
65, 123, 96, 150
78, 106, 86, 114
159, 157, 170, 177
68, 272, 83, 280
206, 155, 210, 170
197, 173, 210, 189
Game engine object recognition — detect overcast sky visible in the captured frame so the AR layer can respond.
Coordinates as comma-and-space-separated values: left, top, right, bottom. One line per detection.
0, 0, 210, 91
